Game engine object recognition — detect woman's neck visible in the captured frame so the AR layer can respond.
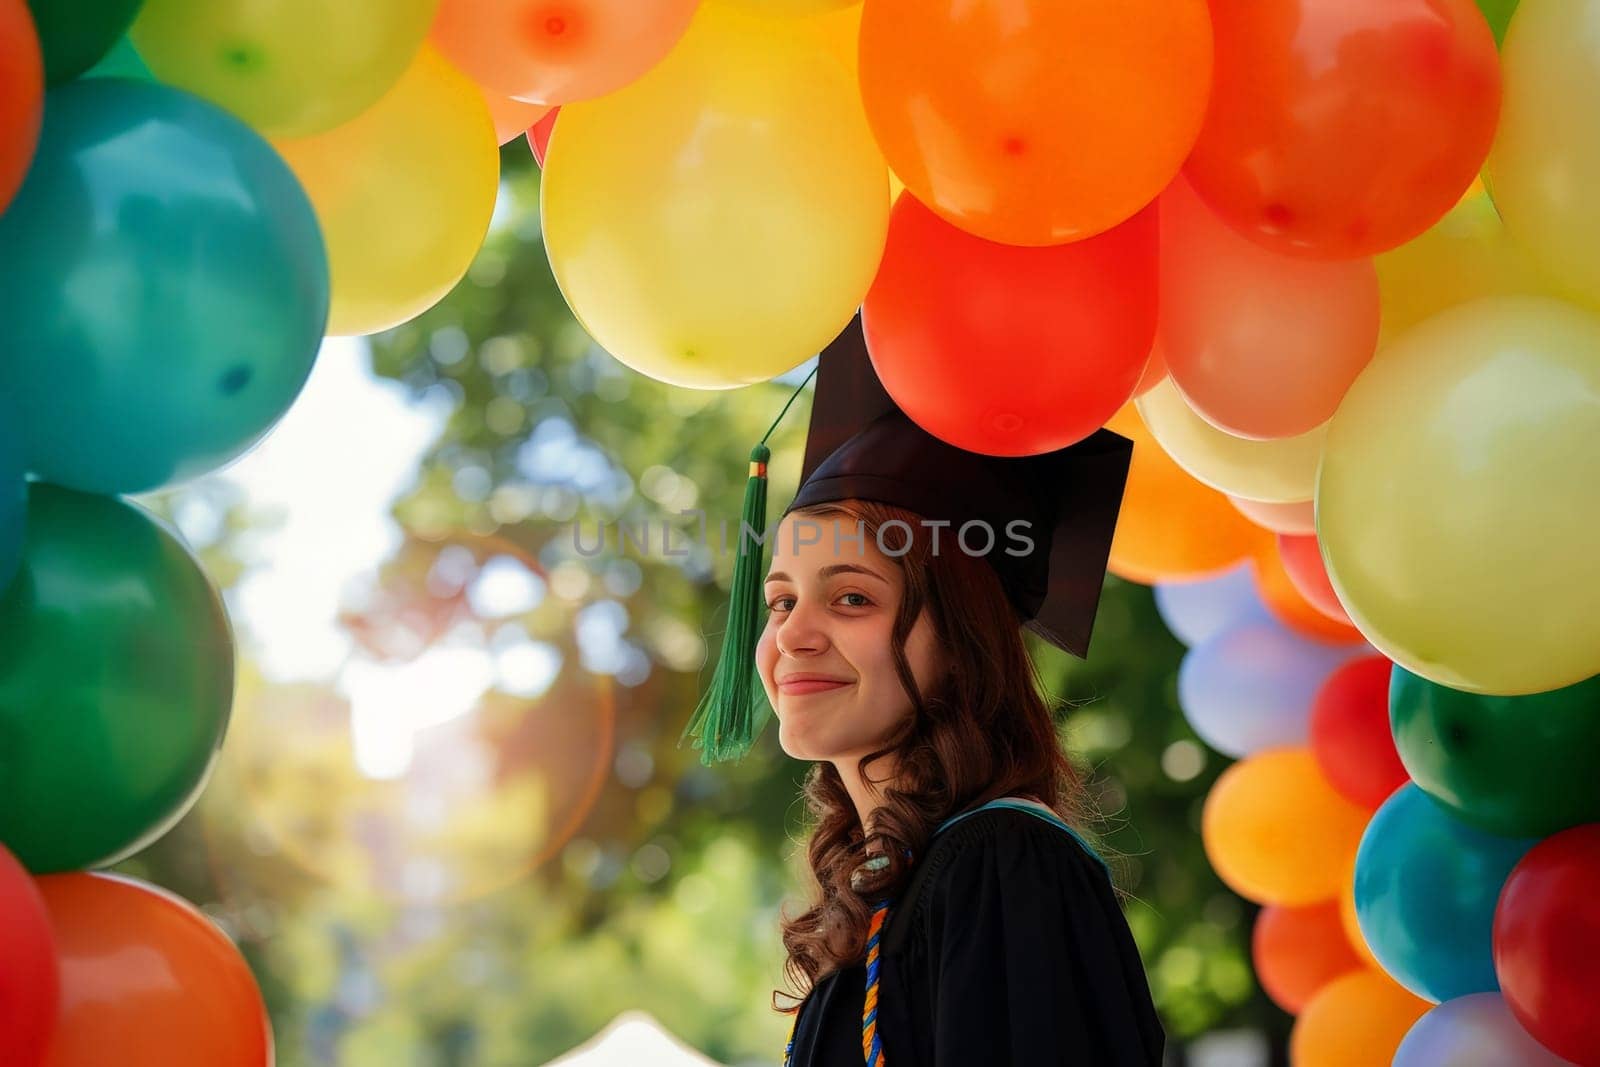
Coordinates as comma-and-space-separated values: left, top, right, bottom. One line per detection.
834, 753, 898, 855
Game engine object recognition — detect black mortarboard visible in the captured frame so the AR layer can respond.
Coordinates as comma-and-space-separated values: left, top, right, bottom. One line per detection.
679, 315, 1134, 765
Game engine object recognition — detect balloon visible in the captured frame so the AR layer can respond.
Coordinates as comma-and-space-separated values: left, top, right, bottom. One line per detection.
862, 195, 1157, 456
1393, 668, 1600, 839
1310, 656, 1407, 811
1476, 0, 1519, 46
431, 0, 696, 106
1202, 748, 1369, 905
0, 399, 23, 593
1251, 541, 1366, 645
25, 0, 142, 83
1355, 784, 1535, 1002
1338, 852, 1380, 970
1290, 970, 1430, 1067
1105, 404, 1269, 584
0, 842, 57, 1065
84, 34, 149, 78
274, 46, 497, 337
857, 0, 1212, 246
1181, 617, 1366, 758
1253, 901, 1365, 1014
0, 0, 43, 215
528, 106, 557, 166
1486, 0, 1600, 311
130, 0, 436, 137
1375, 191, 1547, 343
542, 4, 888, 388
1495, 825, 1600, 1066
723, 0, 859, 11
1227, 495, 1314, 535
1160, 176, 1380, 439
1318, 296, 1600, 695
1136, 377, 1328, 503
1276, 534, 1350, 626
0, 485, 233, 873
0, 79, 327, 496
35, 873, 272, 1065
481, 90, 548, 147
1153, 562, 1264, 649
1396, 993, 1574, 1067
1133, 342, 1167, 398
1186, 0, 1500, 259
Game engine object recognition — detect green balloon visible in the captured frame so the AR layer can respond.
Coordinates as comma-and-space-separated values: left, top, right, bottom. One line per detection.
84, 34, 152, 80
1391, 665, 1600, 838
1476, 0, 1519, 46
0, 483, 233, 873
26, 0, 146, 85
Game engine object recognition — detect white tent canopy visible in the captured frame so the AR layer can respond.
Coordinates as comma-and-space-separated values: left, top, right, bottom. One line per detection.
540, 1010, 727, 1067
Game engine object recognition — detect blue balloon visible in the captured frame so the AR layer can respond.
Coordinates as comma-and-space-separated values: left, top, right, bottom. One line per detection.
1395, 993, 1573, 1066
1179, 615, 1365, 758
1154, 561, 1266, 648
0, 78, 328, 495
0, 392, 24, 594
1354, 785, 1536, 1003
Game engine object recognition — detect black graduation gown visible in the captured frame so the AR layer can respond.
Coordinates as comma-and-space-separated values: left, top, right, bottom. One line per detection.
783, 806, 1166, 1066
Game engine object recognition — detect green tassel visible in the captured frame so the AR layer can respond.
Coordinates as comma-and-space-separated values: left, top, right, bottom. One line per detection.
680, 442, 773, 764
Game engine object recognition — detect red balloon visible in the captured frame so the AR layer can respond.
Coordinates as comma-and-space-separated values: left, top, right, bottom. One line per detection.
528, 106, 559, 167
1495, 824, 1600, 1066
35, 873, 273, 1066
1254, 901, 1365, 1014
1309, 655, 1408, 810
0, 843, 58, 1066
862, 193, 1157, 456
1, 0, 45, 214
1279, 533, 1352, 625
1185, 0, 1501, 259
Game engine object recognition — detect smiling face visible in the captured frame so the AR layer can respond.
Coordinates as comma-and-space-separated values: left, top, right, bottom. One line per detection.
756, 511, 945, 764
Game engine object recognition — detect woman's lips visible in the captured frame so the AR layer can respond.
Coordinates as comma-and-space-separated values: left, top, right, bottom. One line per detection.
779, 680, 853, 695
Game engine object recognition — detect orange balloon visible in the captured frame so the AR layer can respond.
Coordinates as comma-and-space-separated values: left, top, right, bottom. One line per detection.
1254, 901, 1365, 1014
431, 0, 698, 105
36, 873, 272, 1067
1160, 176, 1380, 439
858, 0, 1212, 246
1290, 970, 1430, 1067
1, 0, 44, 214
1185, 0, 1501, 259
1277, 533, 1353, 626
1202, 747, 1369, 905
480, 89, 549, 146
1105, 403, 1269, 585
1133, 340, 1168, 398
1253, 540, 1365, 644
1228, 495, 1315, 535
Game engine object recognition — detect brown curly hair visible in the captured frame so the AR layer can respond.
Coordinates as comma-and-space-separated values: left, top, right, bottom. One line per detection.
770, 498, 1094, 1013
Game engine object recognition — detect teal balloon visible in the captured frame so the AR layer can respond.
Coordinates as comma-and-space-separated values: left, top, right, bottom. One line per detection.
26, 0, 146, 84
0, 78, 328, 495
1392, 665, 1600, 838
1476, 0, 1519, 46
1354, 785, 1535, 1003
84, 34, 151, 80
0, 403, 23, 594
0, 483, 233, 874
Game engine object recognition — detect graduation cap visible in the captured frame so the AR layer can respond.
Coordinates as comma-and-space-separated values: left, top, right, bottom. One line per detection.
679, 314, 1134, 765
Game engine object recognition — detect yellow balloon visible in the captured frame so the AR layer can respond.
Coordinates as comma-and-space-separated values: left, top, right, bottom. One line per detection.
1487, 0, 1600, 312
1135, 377, 1329, 503
274, 47, 499, 337
1227, 496, 1315, 535
1318, 296, 1600, 695
1201, 749, 1369, 907
1376, 192, 1548, 343
541, 3, 889, 389
131, 0, 437, 138
1290, 970, 1429, 1067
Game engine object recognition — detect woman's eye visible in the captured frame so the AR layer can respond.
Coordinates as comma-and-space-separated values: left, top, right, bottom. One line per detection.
767, 596, 794, 612
840, 592, 872, 608
765, 592, 872, 613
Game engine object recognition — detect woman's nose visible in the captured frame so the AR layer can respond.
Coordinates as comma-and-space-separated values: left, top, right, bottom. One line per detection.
776, 597, 829, 656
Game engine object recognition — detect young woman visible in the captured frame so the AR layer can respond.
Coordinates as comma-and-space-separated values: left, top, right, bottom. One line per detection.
681, 317, 1163, 1065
